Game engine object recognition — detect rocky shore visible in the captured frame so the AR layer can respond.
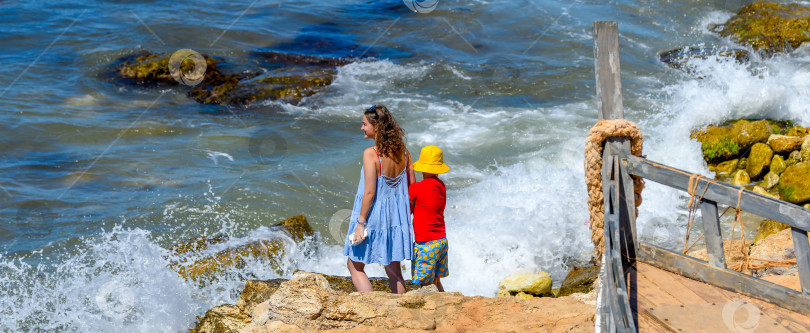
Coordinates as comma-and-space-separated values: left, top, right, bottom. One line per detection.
189, 271, 596, 333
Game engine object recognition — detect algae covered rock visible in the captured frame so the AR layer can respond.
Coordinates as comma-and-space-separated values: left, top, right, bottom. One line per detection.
802, 137, 810, 162
710, 159, 738, 175
497, 271, 553, 297
692, 126, 739, 162
778, 162, 810, 204
770, 155, 787, 175
107, 51, 350, 106
732, 169, 751, 186
711, 2, 810, 55
746, 142, 774, 178
734, 120, 772, 149
752, 185, 778, 199
787, 150, 802, 166
557, 264, 599, 297
786, 126, 810, 137
692, 120, 772, 162
768, 135, 804, 154
753, 219, 790, 244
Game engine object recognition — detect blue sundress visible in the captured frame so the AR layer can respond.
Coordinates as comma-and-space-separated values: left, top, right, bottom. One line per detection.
344, 148, 413, 265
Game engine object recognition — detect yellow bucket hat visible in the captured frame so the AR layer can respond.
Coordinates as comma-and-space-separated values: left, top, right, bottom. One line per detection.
412, 145, 450, 174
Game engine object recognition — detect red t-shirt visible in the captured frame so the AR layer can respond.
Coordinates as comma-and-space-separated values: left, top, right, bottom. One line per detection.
409, 177, 446, 242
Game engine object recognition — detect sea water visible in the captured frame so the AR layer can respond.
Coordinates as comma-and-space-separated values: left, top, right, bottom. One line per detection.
1, 0, 809, 331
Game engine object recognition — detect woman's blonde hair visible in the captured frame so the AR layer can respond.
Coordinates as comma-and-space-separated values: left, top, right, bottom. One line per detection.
364, 104, 406, 162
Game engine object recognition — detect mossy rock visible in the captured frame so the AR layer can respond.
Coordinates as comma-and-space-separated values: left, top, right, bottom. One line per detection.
767, 135, 804, 154
692, 120, 774, 162
753, 219, 790, 244
733, 169, 751, 186
787, 150, 802, 167
777, 162, 810, 204
803, 138, 810, 162
710, 159, 738, 175
692, 126, 739, 162
711, 2, 810, 55
108, 51, 350, 106
786, 125, 810, 137
558, 264, 600, 297
770, 155, 787, 175
733, 120, 772, 150
746, 142, 774, 179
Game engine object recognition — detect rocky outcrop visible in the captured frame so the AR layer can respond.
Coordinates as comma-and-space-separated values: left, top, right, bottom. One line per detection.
190, 271, 596, 333
694, 120, 810, 205
168, 215, 313, 281
753, 219, 791, 244
659, 47, 749, 72
778, 162, 810, 205
496, 271, 553, 298
107, 51, 351, 106
557, 264, 600, 297
711, 2, 810, 55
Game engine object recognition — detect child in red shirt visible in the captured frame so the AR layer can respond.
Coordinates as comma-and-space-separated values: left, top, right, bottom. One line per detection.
409, 145, 449, 291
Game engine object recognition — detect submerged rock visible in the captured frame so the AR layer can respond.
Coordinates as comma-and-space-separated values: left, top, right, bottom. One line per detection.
660, 47, 749, 72
107, 51, 351, 106
778, 162, 810, 204
168, 215, 313, 281
711, 2, 810, 55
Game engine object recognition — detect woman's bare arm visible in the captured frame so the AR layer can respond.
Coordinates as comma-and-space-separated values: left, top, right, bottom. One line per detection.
356, 148, 378, 231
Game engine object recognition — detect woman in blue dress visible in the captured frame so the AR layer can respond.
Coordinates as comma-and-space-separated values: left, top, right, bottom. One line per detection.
344, 104, 415, 294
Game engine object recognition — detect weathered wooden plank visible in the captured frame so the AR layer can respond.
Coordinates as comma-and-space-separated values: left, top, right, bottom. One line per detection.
792, 228, 810, 295
593, 21, 624, 120
699, 200, 726, 269
638, 242, 810, 315
623, 155, 810, 231
637, 263, 706, 305
618, 155, 638, 263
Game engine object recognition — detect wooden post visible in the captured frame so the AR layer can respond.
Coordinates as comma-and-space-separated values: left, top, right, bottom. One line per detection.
594, 20, 636, 265
594, 21, 624, 120
594, 21, 637, 332
700, 200, 726, 269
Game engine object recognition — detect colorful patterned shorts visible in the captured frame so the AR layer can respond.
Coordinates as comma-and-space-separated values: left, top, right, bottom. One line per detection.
411, 237, 449, 285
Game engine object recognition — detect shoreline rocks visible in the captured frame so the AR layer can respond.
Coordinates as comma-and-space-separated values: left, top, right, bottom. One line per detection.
710, 2, 810, 55
190, 271, 596, 333
168, 215, 313, 281
693, 119, 810, 205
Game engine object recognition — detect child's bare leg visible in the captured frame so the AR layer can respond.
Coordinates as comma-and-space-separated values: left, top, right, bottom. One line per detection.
384, 261, 406, 294
433, 277, 444, 292
347, 258, 373, 292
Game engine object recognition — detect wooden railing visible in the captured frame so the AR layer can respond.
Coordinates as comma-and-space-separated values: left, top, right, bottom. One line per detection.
592, 21, 810, 332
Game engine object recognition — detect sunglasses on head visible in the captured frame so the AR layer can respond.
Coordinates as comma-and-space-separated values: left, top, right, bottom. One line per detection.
366, 105, 376, 113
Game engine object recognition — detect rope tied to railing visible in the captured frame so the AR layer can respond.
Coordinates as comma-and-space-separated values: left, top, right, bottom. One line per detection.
683, 176, 798, 272
585, 119, 645, 259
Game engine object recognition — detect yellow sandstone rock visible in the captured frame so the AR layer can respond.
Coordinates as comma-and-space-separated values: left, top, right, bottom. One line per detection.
497, 271, 552, 297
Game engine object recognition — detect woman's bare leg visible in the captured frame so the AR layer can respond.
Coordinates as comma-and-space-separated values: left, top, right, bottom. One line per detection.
347, 258, 373, 292
384, 261, 406, 294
